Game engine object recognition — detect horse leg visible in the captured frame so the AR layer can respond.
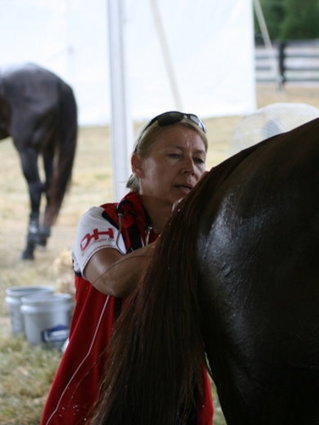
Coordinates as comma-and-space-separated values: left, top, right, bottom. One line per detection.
38, 150, 54, 246
19, 147, 44, 259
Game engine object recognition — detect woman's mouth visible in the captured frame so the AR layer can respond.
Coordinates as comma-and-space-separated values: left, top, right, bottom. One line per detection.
174, 184, 193, 195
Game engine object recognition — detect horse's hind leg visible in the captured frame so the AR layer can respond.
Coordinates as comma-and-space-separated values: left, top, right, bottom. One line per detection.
38, 150, 54, 247
19, 147, 44, 259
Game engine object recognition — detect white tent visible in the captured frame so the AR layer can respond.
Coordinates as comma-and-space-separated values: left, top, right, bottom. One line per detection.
1, 0, 256, 198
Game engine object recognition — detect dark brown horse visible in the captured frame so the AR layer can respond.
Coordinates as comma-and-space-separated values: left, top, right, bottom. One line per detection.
91, 117, 319, 425
0, 63, 77, 259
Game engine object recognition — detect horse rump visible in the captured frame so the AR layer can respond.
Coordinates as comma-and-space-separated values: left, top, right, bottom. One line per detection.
0, 63, 78, 259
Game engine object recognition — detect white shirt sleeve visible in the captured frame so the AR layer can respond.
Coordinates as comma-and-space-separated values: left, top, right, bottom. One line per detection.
72, 206, 126, 276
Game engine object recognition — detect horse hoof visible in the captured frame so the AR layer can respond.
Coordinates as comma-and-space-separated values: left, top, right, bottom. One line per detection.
37, 227, 50, 247
37, 237, 47, 247
21, 250, 35, 260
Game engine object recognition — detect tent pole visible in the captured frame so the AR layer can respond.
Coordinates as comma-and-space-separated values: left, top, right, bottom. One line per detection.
253, 0, 281, 89
107, 0, 132, 200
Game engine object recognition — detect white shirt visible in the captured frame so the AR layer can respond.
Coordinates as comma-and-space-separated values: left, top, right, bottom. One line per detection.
72, 206, 126, 276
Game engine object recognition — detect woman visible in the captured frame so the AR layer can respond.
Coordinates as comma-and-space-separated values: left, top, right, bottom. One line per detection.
40, 111, 213, 425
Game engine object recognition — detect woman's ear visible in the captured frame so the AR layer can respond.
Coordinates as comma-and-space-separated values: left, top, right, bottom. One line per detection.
131, 153, 144, 178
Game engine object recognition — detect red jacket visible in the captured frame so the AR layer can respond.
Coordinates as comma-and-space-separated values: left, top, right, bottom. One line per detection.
40, 192, 213, 425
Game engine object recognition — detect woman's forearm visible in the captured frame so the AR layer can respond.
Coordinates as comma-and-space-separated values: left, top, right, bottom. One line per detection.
84, 242, 157, 297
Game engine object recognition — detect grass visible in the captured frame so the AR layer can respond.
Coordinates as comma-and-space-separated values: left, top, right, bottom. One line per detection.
1, 83, 319, 424
0, 336, 60, 425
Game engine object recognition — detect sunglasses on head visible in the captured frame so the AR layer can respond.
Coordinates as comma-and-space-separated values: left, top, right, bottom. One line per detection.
143, 111, 207, 133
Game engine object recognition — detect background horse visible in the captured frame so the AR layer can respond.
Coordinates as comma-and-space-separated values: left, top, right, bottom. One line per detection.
91, 118, 319, 425
0, 63, 77, 259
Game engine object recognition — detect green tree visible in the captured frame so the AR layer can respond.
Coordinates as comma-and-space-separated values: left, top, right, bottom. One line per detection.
280, 0, 319, 39
255, 0, 285, 41
255, 0, 319, 41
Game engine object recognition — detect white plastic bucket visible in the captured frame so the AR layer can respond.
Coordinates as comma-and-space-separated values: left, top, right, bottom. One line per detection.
5, 286, 54, 335
21, 293, 73, 348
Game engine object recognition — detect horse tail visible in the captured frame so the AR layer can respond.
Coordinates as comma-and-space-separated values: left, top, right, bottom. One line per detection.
90, 145, 259, 425
45, 81, 77, 228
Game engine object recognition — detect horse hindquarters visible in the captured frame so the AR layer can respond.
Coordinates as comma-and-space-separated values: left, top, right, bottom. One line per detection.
197, 118, 319, 425
1, 63, 77, 259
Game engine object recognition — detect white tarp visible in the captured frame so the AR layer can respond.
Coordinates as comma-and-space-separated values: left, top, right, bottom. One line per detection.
125, 0, 256, 120
0, 0, 256, 126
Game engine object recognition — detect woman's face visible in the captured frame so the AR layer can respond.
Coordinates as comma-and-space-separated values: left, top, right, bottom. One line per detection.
132, 125, 207, 206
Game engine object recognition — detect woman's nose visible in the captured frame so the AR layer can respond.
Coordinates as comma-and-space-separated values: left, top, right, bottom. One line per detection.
181, 157, 196, 174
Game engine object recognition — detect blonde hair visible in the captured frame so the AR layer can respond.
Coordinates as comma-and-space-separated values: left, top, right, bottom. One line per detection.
126, 119, 208, 192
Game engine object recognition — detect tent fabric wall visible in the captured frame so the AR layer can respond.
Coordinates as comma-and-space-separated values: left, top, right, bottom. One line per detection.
0, 0, 256, 126
126, 0, 256, 120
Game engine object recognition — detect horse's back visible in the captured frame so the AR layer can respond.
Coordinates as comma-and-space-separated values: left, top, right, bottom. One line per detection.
198, 118, 319, 425
0, 63, 75, 145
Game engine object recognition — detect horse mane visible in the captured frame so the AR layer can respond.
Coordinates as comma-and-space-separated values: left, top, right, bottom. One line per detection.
90, 144, 261, 425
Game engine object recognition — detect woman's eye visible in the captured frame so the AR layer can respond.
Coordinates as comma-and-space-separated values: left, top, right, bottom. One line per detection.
194, 157, 205, 165
168, 153, 181, 159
